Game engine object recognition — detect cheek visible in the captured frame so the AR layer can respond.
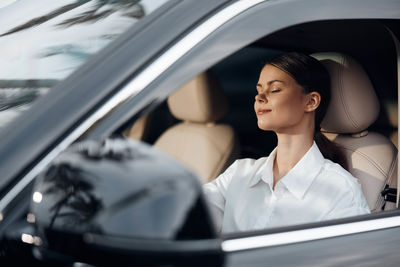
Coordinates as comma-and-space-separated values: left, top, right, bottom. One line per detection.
277, 95, 304, 113
269, 96, 305, 126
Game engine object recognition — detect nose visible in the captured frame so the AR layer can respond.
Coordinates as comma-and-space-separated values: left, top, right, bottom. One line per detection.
255, 93, 267, 103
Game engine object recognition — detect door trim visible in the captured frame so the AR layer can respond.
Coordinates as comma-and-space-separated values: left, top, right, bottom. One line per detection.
222, 215, 400, 252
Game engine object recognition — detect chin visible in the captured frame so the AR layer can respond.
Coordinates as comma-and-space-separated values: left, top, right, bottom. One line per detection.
257, 122, 274, 131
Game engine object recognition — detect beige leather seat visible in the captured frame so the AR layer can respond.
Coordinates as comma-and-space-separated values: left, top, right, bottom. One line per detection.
383, 99, 398, 148
154, 72, 240, 183
124, 113, 152, 141
313, 52, 398, 212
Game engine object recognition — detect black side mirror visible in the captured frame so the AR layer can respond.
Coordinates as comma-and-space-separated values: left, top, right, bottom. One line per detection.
29, 138, 223, 266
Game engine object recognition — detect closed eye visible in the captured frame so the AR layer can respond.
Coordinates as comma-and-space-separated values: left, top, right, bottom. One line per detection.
271, 88, 281, 93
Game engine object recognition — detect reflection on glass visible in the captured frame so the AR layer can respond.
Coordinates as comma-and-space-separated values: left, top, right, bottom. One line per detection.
27, 213, 36, 223
0, 0, 169, 132
32, 191, 43, 203
42, 163, 103, 228
31, 139, 213, 241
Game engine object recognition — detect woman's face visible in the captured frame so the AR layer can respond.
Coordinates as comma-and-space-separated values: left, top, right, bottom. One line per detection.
254, 64, 310, 133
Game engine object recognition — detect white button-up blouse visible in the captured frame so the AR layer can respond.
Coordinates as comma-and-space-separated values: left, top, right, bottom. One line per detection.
203, 142, 370, 233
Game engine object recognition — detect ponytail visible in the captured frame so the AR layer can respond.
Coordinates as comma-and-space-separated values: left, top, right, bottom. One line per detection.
314, 131, 348, 170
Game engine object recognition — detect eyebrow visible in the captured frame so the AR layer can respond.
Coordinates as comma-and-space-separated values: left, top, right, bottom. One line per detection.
256, 80, 285, 87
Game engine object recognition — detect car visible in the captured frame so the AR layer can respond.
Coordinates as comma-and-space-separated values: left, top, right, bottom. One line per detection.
0, 0, 400, 266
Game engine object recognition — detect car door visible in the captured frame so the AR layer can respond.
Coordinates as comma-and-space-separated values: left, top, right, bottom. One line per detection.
1, 0, 400, 266
79, 0, 400, 266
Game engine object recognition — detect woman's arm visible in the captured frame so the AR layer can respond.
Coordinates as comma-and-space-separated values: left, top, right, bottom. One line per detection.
203, 160, 239, 232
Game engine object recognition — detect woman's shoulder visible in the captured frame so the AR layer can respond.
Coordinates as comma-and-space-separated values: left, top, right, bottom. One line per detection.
322, 159, 354, 178
320, 159, 363, 194
318, 159, 370, 215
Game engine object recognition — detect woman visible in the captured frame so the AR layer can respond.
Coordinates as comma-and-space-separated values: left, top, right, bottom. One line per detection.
203, 52, 370, 233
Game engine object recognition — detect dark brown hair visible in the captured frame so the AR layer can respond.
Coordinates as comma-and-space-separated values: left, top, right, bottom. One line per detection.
266, 52, 348, 170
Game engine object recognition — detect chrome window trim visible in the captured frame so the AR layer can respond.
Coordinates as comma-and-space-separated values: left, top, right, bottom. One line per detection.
0, 0, 265, 216
222, 215, 400, 252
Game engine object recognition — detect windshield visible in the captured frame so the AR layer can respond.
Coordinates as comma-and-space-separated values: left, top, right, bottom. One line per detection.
0, 0, 169, 132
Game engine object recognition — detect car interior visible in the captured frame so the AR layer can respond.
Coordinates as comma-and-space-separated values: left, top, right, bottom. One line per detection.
122, 19, 399, 219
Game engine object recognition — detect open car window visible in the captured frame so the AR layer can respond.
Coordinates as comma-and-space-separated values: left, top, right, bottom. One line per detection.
117, 18, 398, 235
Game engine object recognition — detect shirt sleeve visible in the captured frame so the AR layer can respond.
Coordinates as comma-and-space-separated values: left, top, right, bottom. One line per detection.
323, 205, 370, 221
203, 160, 239, 232
322, 182, 371, 221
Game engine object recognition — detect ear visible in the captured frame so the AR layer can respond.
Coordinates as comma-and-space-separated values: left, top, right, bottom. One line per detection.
304, 92, 321, 112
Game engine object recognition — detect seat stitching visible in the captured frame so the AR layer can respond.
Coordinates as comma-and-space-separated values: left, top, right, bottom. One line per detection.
339, 56, 359, 129
341, 146, 390, 177
377, 152, 398, 211
341, 146, 396, 211
196, 76, 208, 121
385, 151, 398, 188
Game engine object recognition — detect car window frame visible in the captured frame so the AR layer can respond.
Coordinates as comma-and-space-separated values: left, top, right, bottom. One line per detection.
83, 0, 400, 247
1, 0, 400, 252
80, 0, 400, 248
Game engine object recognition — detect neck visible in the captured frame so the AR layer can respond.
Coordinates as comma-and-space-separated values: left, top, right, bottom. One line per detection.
272, 124, 314, 189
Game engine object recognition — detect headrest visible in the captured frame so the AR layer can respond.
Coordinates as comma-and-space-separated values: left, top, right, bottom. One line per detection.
312, 53, 380, 134
167, 72, 228, 123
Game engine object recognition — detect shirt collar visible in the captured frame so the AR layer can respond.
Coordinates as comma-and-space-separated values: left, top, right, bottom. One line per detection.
248, 147, 276, 188
248, 142, 325, 200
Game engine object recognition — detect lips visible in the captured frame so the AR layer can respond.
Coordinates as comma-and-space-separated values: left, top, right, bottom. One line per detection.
257, 109, 271, 115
